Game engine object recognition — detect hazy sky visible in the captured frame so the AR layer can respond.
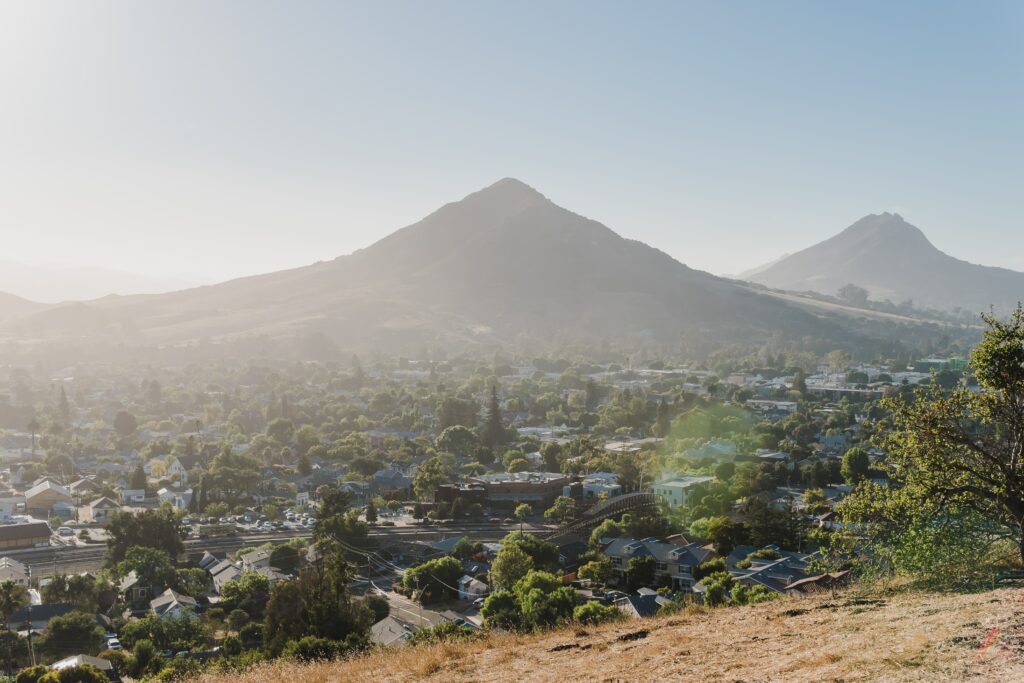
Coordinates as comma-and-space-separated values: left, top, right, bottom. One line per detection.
2, 1, 1022, 289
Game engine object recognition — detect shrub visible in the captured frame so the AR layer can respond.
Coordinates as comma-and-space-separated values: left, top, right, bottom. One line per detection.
282, 636, 343, 662
573, 601, 621, 626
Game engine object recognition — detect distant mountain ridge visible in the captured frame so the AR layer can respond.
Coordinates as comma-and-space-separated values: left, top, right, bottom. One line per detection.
0, 260, 194, 303
0, 178, 865, 352
745, 213, 1024, 313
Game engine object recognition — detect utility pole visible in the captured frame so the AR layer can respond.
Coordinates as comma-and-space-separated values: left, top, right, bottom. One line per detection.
26, 566, 35, 666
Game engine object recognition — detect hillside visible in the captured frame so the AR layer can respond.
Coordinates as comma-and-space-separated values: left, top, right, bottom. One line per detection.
746, 213, 1024, 313
0, 291, 44, 322
0, 179, 859, 352
199, 586, 1024, 683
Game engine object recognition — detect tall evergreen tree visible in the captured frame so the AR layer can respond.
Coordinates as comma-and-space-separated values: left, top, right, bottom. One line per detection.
58, 386, 70, 423
482, 384, 506, 449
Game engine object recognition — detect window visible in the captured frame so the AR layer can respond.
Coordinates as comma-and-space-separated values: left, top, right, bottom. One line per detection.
655, 562, 667, 571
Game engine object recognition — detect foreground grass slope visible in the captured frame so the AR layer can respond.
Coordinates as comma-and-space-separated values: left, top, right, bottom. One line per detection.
199, 586, 1024, 683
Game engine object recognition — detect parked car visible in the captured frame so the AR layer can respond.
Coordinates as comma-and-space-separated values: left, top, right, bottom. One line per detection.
56, 527, 75, 537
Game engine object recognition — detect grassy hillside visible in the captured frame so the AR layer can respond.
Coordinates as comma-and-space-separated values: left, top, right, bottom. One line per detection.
196, 586, 1024, 683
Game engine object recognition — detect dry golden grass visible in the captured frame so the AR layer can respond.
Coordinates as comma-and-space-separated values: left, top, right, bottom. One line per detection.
196, 586, 1024, 683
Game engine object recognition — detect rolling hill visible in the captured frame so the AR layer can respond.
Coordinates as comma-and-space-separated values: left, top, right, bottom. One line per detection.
192, 586, 1024, 683
0, 180, 896, 352
745, 212, 1024, 313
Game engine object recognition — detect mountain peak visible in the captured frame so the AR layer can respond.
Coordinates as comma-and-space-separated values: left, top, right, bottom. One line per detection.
840, 212, 933, 249
473, 177, 549, 205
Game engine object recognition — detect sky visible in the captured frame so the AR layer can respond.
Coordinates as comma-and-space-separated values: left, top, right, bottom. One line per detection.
1, 0, 1022, 294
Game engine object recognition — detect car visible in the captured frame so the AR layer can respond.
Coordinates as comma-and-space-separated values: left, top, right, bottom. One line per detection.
56, 527, 75, 537
488, 517, 501, 523
472, 597, 485, 608
503, 518, 514, 524
106, 637, 122, 651
380, 520, 395, 526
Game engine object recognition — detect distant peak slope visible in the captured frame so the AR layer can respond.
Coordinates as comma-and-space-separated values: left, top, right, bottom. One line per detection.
0, 179, 873, 351
746, 213, 1024, 313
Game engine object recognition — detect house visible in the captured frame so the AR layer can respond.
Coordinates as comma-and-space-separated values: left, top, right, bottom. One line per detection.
649, 476, 715, 509
0, 556, 30, 585
209, 560, 241, 594
163, 457, 189, 485
150, 588, 198, 619
24, 481, 73, 518
51, 500, 76, 522
0, 493, 24, 522
602, 537, 716, 591
370, 615, 415, 647
68, 479, 102, 503
370, 469, 412, 497
613, 592, 673, 618
86, 497, 122, 523
457, 575, 488, 600
550, 533, 588, 570
157, 487, 192, 510
10, 602, 73, 632
0, 521, 51, 550
119, 570, 155, 605
119, 489, 146, 505
239, 548, 272, 572
51, 654, 120, 682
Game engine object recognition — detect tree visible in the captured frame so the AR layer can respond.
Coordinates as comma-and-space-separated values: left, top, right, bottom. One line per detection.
500, 531, 558, 570
837, 283, 870, 307
626, 556, 656, 590
851, 307, 1024, 566
266, 418, 295, 445
480, 590, 520, 630
27, 418, 40, 454
129, 463, 147, 490
403, 556, 462, 603
297, 453, 312, 476
514, 503, 532, 533
802, 488, 831, 515
513, 571, 577, 629
490, 544, 533, 590
841, 447, 871, 485
481, 384, 507, 449
220, 572, 271, 620
175, 568, 211, 599
364, 498, 378, 524
576, 558, 612, 587
36, 611, 105, 659
412, 455, 454, 502
113, 411, 137, 439
714, 461, 736, 481
269, 544, 300, 574
0, 580, 28, 630
104, 509, 183, 567
227, 609, 250, 633
706, 516, 748, 556
437, 425, 479, 458
117, 547, 176, 594
544, 496, 576, 526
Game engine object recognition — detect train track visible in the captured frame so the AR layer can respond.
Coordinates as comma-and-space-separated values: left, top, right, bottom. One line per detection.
5, 522, 550, 578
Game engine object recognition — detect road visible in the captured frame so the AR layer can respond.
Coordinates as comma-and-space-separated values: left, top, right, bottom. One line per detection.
4, 521, 551, 578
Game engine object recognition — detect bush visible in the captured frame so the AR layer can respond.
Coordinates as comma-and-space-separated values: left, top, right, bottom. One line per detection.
573, 601, 621, 626
282, 636, 343, 662
36, 666, 108, 683
406, 621, 478, 646
15, 666, 49, 683
153, 657, 201, 682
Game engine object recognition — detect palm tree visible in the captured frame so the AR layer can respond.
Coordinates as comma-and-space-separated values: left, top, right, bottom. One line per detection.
0, 579, 28, 631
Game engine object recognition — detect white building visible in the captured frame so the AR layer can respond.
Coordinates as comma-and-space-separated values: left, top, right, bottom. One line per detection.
650, 476, 715, 508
